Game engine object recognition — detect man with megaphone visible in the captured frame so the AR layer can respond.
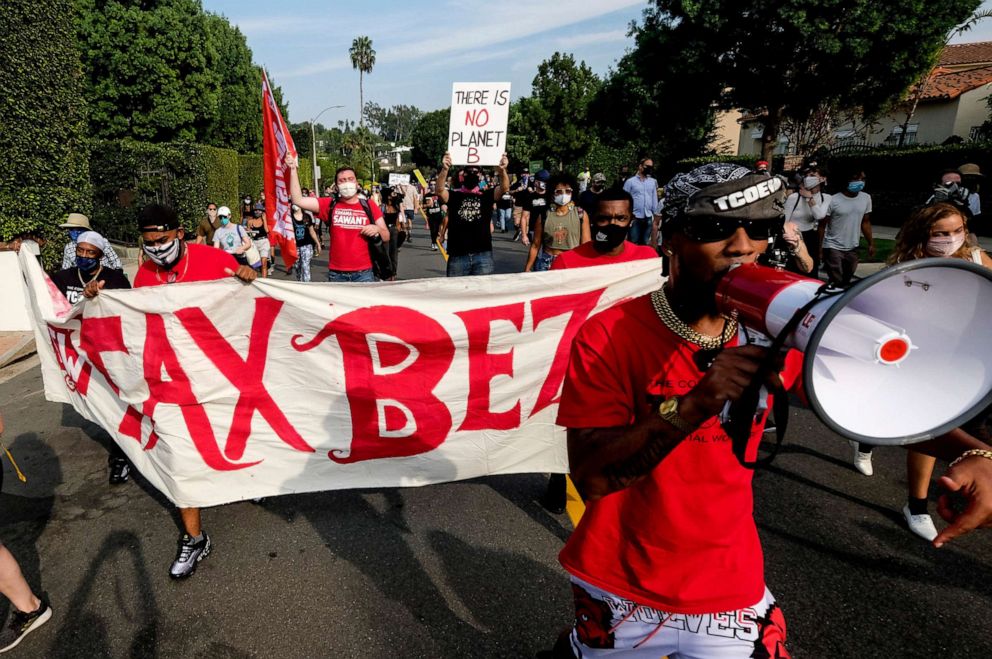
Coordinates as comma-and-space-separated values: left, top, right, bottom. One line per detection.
547, 163, 992, 659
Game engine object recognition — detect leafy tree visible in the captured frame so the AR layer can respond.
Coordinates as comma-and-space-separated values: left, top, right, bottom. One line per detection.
364, 103, 424, 143
201, 13, 262, 152
349, 36, 376, 127
517, 53, 601, 171
647, 1, 983, 161
410, 108, 449, 167
590, 15, 721, 173
76, 0, 221, 143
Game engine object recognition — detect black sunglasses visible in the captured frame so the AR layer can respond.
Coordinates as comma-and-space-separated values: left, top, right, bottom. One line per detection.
682, 216, 782, 243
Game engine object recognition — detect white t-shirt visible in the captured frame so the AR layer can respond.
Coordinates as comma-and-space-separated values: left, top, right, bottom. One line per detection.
784, 192, 832, 232
969, 192, 982, 217
212, 223, 246, 254
824, 192, 872, 251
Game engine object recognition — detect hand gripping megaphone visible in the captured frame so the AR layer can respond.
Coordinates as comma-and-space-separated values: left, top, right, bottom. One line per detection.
716, 259, 992, 447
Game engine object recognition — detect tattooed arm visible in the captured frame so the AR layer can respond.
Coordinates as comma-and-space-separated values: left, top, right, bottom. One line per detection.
568, 345, 769, 500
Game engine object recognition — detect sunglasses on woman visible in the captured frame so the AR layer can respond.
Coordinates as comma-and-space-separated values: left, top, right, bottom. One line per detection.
682, 216, 782, 243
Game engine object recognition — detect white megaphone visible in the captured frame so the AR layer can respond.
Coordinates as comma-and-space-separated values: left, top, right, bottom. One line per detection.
715, 259, 992, 446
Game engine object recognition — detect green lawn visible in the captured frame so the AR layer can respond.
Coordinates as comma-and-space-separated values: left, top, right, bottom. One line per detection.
856, 237, 895, 264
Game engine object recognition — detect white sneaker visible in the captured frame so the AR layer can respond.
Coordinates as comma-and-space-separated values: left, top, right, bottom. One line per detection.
850, 441, 873, 476
903, 505, 938, 541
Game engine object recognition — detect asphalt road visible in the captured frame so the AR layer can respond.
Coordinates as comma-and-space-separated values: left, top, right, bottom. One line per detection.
1, 223, 991, 658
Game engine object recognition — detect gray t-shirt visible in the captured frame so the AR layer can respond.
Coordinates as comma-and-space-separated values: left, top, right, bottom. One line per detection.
823, 192, 872, 251
212, 223, 246, 255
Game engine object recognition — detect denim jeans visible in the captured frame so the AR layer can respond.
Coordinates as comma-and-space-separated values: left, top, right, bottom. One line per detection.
534, 249, 555, 271
496, 207, 513, 232
628, 216, 651, 245
446, 251, 495, 277
327, 268, 375, 283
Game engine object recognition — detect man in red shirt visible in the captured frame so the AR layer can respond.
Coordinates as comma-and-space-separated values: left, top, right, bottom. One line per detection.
285, 157, 389, 282
86, 204, 257, 579
550, 188, 658, 272
550, 164, 992, 658
539, 189, 658, 514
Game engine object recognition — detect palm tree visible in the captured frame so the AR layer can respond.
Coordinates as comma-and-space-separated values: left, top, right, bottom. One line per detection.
349, 36, 376, 127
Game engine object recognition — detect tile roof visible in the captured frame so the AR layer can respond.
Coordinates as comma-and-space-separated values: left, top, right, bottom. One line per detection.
919, 65, 992, 101
939, 41, 992, 66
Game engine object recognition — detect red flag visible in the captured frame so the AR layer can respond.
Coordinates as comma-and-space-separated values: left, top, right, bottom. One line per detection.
261, 70, 299, 271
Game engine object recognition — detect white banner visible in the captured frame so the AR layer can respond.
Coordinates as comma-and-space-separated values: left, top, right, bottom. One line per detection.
20, 250, 661, 507
388, 173, 411, 186
448, 82, 511, 166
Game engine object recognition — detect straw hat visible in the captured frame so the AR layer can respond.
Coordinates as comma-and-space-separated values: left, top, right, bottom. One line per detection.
59, 213, 92, 229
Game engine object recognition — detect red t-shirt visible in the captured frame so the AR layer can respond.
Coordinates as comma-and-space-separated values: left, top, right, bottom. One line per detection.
549, 240, 658, 270
556, 295, 803, 615
133, 243, 239, 288
317, 197, 384, 272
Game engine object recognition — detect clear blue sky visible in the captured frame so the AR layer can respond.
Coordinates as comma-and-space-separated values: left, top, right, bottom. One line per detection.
202, 0, 992, 128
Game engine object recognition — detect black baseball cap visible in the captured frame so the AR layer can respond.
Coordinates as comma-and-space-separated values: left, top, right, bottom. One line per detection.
137, 204, 181, 232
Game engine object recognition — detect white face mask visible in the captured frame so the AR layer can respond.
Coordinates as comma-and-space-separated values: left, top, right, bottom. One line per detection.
338, 182, 358, 198
554, 193, 572, 206
926, 234, 966, 257
803, 176, 820, 190
143, 238, 183, 268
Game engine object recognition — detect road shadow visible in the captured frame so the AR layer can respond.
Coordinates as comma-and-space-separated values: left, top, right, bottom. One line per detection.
0, 432, 59, 626
50, 530, 159, 659
58, 404, 182, 531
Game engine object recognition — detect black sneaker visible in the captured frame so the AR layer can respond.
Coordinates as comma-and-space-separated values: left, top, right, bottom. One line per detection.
0, 599, 52, 654
169, 532, 211, 579
108, 457, 130, 485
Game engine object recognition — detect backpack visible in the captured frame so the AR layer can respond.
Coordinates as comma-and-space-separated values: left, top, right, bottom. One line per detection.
328, 197, 395, 280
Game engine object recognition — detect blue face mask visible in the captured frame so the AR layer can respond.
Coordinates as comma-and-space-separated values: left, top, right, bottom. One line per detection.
76, 256, 99, 272
68, 228, 85, 242
847, 181, 865, 194
220, 217, 231, 226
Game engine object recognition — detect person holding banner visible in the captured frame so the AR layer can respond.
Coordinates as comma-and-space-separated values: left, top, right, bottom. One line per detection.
51, 231, 134, 484
548, 163, 992, 658
85, 205, 257, 579
436, 151, 510, 276
285, 158, 389, 283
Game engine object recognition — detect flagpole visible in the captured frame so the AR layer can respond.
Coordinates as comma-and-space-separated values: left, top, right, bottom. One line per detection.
310, 105, 344, 193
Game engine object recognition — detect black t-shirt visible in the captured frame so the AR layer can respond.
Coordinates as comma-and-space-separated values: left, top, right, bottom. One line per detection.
497, 191, 515, 210
293, 217, 316, 248
578, 189, 601, 215
446, 189, 495, 256
51, 267, 131, 305
245, 219, 268, 240
425, 205, 445, 225
519, 189, 551, 232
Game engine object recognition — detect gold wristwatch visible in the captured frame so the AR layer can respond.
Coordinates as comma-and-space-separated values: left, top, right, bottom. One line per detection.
657, 396, 695, 434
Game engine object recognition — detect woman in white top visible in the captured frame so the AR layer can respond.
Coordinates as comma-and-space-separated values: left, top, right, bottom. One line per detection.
851, 202, 992, 542
783, 171, 831, 276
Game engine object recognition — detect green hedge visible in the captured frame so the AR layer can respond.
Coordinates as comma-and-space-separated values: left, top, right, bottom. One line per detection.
676, 144, 992, 228
203, 146, 240, 215
0, 0, 91, 268
239, 153, 313, 202
90, 140, 239, 244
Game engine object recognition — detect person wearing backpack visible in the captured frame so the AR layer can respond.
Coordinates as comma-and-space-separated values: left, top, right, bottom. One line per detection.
285, 158, 389, 282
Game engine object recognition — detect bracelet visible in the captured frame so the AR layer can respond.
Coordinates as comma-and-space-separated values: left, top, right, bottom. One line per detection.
949, 449, 992, 469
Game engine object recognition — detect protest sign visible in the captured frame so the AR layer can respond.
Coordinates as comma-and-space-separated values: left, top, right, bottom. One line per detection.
388, 173, 411, 186
19, 249, 662, 508
412, 169, 429, 188
447, 82, 511, 166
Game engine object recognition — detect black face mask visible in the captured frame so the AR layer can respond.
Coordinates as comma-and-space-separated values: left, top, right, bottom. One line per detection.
463, 172, 480, 189
592, 223, 628, 252
642, 166, 654, 177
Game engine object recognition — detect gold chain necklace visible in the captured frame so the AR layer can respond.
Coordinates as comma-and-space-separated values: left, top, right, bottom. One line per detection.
77, 265, 103, 287
155, 246, 191, 284
650, 286, 737, 349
